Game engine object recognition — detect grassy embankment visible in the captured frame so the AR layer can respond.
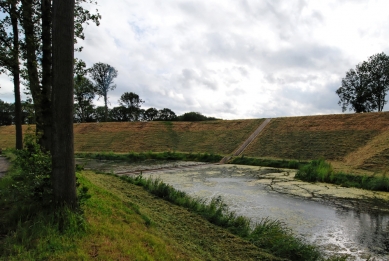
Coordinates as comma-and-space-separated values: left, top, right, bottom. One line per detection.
0, 119, 264, 155
2, 113, 389, 191
243, 112, 389, 174
0, 149, 329, 261
239, 112, 389, 191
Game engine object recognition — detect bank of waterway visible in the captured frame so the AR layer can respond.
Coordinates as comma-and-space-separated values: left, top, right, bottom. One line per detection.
77, 159, 389, 260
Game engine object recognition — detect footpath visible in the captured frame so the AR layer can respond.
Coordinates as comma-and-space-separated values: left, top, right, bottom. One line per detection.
220, 118, 271, 164
0, 156, 10, 178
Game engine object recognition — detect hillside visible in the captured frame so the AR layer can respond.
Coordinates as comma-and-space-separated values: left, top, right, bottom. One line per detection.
2, 112, 389, 172
0, 120, 263, 155
244, 112, 389, 172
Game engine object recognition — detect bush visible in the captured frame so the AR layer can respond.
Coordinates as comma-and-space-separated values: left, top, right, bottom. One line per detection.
0, 133, 90, 236
10, 134, 53, 206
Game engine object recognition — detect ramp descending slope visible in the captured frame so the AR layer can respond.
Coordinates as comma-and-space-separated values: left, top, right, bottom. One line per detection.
219, 119, 271, 164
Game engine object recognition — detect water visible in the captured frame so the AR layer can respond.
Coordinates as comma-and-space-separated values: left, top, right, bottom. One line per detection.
78, 159, 389, 260
139, 165, 389, 260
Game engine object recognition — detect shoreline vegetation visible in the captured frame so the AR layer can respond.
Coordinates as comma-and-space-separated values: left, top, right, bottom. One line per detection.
0, 149, 350, 260
76, 151, 389, 192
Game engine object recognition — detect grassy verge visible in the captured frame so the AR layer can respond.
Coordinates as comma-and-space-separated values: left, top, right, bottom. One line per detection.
230, 155, 309, 169
295, 159, 389, 192
75, 151, 223, 163
0, 168, 288, 260
119, 174, 323, 261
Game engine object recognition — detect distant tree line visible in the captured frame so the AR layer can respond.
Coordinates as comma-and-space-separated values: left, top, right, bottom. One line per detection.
1, 60, 219, 127
0, 97, 218, 125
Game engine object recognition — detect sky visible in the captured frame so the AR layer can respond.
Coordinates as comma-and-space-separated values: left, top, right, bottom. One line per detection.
1, 0, 389, 119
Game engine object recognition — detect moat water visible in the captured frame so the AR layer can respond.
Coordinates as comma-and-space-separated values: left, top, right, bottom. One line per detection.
78, 159, 389, 260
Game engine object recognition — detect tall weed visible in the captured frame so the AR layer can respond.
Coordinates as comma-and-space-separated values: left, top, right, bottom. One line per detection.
295, 160, 389, 192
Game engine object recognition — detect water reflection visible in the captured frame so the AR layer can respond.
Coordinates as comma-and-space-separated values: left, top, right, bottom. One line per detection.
142, 169, 389, 260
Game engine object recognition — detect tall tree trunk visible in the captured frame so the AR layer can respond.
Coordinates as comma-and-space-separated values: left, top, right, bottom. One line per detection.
10, 0, 22, 149
52, 0, 77, 207
104, 93, 108, 122
41, 0, 52, 150
21, 0, 49, 151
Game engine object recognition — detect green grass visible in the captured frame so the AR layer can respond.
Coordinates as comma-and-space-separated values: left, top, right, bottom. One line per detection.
295, 159, 389, 192
75, 151, 223, 163
0, 158, 285, 260
230, 155, 309, 169
119, 174, 322, 261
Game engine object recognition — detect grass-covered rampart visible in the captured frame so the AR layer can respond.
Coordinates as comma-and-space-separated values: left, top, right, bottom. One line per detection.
3, 112, 389, 172
244, 112, 389, 171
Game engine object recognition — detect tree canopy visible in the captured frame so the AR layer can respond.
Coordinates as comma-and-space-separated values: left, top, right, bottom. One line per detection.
336, 53, 389, 113
88, 62, 118, 122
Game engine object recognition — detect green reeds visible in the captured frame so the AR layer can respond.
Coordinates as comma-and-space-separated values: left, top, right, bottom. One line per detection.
296, 159, 389, 192
230, 156, 309, 169
75, 151, 223, 163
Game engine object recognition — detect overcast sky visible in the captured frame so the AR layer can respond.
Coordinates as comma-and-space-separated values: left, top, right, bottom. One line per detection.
1, 0, 389, 119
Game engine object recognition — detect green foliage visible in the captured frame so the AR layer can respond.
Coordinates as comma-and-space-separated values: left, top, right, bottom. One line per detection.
10, 134, 53, 206
249, 218, 320, 261
295, 159, 389, 192
231, 156, 309, 169
0, 206, 86, 259
336, 52, 389, 112
75, 151, 223, 163
177, 111, 219, 121
296, 159, 333, 182
0, 134, 90, 242
119, 174, 321, 261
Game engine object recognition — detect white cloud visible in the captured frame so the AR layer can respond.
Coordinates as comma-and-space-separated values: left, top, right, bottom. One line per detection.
1, 0, 389, 119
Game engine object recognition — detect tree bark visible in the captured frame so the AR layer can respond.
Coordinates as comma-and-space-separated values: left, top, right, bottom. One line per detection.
21, 0, 50, 151
41, 0, 52, 149
52, 0, 77, 207
10, 0, 22, 149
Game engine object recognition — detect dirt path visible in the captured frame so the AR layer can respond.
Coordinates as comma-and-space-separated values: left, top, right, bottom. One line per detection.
220, 118, 271, 163
0, 156, 10, 178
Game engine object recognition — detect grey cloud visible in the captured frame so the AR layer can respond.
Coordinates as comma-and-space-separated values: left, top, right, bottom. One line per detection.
265, 74, 318, 85
260, 44, 347, 73
178, 69, 218, 90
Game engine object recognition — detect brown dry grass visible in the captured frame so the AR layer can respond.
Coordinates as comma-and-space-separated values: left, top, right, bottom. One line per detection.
2, 112, 389, 172
73, 120, 263, 154
244, 112, 389, 172
0, 119, 263, 155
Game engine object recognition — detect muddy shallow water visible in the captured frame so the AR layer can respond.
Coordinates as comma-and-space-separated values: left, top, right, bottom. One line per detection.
77, 159, 389, 260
